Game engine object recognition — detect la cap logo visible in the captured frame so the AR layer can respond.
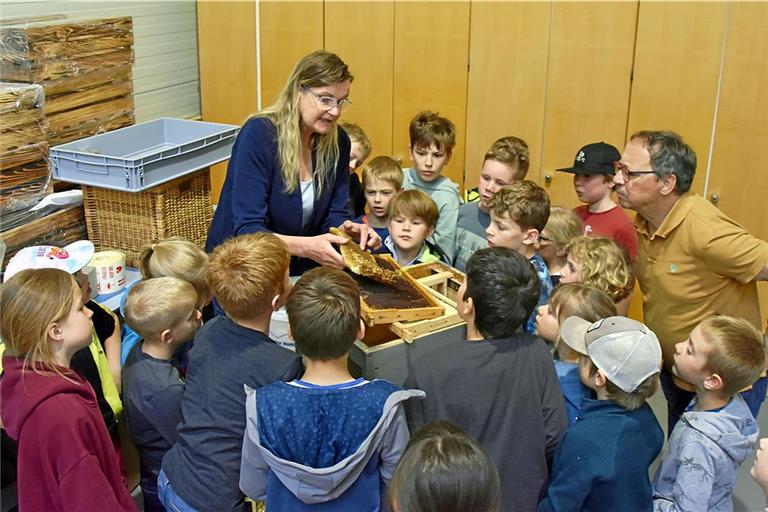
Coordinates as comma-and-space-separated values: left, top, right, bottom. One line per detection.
586, 318, 605, 332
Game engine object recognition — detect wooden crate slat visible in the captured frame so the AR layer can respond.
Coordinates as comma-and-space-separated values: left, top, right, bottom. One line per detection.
1, 205, 86, 267
42, 63, 131, 97
0, 17, 133, 62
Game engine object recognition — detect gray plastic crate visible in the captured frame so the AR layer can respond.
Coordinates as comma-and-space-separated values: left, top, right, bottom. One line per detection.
50, 117, 239, 192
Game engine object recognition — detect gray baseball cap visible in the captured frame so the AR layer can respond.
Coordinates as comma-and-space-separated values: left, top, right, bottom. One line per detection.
560, 315, 662, 393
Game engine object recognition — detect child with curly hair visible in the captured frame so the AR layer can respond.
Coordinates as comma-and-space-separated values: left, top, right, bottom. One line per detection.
560, 236, 634, 315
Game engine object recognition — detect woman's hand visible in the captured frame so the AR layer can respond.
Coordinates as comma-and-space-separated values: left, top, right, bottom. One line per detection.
301, 233, 348, 269
339, 220, 382, 251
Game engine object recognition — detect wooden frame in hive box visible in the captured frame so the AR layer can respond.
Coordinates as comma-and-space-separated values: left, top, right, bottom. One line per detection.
356, 254, 444, 326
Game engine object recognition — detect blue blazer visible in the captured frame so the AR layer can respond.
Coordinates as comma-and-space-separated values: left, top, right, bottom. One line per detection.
206, 117, 351, 274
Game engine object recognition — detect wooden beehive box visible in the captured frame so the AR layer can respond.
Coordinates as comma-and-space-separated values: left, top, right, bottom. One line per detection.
0, 82, 50, 214
350, 254, 444, 326
349, 262, 467, 383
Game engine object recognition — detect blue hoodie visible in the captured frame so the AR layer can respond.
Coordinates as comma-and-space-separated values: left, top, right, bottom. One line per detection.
652, 395, 758, 512
240, 379, 424, 511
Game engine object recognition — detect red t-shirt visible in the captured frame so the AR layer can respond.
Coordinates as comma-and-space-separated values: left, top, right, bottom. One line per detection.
574, 205, 638, 262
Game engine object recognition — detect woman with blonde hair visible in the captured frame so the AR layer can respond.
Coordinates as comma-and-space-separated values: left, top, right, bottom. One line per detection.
206, 50, 379, 274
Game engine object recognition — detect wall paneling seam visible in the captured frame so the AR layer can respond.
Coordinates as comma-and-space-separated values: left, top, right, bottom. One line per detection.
703, 2, 731, 200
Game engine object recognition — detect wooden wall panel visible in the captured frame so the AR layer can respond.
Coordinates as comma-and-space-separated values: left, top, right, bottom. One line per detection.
539, 2, 637, 208
197, 1, 258, 202
628, 2, 727, 196
464, 2, 550, 190
391, 1, 470, 187
706, 2, 768, 325
259, 1, 324, 109
325, 1, 395, 157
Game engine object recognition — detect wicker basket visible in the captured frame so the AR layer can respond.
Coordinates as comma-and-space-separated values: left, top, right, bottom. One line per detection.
83, 169, 212, 267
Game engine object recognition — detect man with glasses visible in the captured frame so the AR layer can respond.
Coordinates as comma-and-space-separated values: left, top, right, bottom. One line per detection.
613, 130, 768, 432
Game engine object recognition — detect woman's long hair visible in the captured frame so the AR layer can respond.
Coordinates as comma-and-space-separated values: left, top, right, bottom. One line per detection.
255, 50, 353, 195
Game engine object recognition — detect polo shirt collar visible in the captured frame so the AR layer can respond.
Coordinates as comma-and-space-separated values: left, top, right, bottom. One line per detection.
634, 192, 696, 240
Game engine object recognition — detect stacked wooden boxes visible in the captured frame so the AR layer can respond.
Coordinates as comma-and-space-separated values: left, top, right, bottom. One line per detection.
0, 82, 49, 215
0, 17, 133, 268
0, 17, 135, 146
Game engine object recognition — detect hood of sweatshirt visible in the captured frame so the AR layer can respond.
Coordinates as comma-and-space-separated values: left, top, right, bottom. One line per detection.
681, 395, 758, 463
403, 168, 460, 196
242, 381, 424, 504
1, 356, 95, 441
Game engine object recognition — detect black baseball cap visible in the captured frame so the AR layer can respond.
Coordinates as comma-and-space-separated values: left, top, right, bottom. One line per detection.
556, 142, 621, 176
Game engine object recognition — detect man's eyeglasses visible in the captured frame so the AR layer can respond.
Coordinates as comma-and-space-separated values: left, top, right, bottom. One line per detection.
613, 161, 655, 181
304, 87, 351, 112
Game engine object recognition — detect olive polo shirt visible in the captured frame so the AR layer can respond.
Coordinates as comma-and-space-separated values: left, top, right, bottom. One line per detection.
635, 193, 768, 372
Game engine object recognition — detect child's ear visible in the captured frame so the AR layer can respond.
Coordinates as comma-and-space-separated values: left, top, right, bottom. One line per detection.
271, 293, 282, 312
357, 319, 366, 340
594, 369, 608, 389
47, 322, 63, 342
460, 295, 475, 319
522, 228, 540, 246
160, 328, 174, 345
427, 226, 435, 239
703, 373, 725, 392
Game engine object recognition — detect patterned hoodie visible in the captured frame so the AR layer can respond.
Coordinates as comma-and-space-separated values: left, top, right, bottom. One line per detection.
652, 395, 758, 512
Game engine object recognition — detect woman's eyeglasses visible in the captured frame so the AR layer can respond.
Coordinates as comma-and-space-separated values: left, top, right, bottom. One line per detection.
304, 87, 351, 112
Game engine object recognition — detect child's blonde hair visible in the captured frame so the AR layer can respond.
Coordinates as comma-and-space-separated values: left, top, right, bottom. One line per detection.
549, 284, 617, 360
362, 156, 403, 190
699, 314, 766, 396
565, 236, 633, 303
341, 122, 371, 161
489, 181, 550, 231
409, 111, 456, 154
139, 237, 210, 306
484, 136, 530, 180
125, 277, 198, 341
388, 189, 440, 229
544, 207, 582, 250
0, 268, 81, 377
206, 233, 290, 320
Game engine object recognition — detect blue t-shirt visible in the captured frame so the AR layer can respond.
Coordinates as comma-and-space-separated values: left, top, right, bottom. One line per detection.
354, 214, 390, 254
554, 360, 594, 425
122, 342, 185, 497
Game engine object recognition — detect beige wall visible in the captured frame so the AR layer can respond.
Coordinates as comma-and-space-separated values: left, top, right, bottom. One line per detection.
198, 0, 768, 324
